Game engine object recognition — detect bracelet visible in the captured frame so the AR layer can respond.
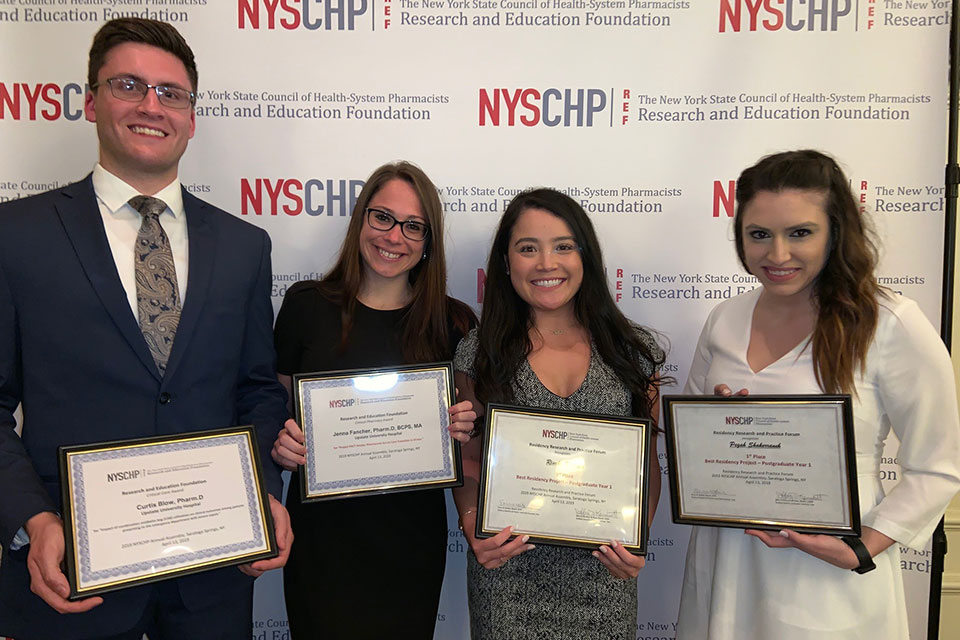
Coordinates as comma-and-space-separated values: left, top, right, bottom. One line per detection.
457, 509, 477, 533
840, 536, 876, 574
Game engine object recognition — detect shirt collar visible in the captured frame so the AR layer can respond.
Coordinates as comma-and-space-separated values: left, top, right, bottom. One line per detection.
92, 164, 185, 219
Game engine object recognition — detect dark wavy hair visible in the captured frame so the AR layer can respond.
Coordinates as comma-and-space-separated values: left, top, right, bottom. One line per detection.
318, 161, 474, 362
734, 149, 886, 394
473, 188, 666, 419
89, 18, 198, 91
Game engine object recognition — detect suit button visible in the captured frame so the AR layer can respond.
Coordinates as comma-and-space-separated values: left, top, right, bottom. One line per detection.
159, 392, 172, 404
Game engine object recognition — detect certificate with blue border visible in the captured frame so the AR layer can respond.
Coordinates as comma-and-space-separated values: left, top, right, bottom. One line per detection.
294, 362, 462, 501
59, 426, 277, 599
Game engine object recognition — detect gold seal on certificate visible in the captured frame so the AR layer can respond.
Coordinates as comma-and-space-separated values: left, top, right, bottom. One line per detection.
293, 362, 462, 501
662, 394, 860, 536
476, 404, 651, 554
58, 426, 278, 599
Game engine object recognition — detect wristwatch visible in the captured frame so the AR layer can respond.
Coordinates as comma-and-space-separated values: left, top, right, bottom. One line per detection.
841, 536, 876, 574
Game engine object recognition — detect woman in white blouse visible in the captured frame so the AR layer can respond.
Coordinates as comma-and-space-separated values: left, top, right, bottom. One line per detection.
676, 149, 960, 639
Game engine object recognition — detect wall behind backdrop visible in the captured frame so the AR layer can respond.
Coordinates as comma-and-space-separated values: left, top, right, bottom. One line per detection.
0, 1, 952, 638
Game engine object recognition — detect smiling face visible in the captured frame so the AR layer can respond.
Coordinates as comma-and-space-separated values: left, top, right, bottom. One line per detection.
358, 178, 427, 285
739, 189, 831, 301
507, 207, 584, 317
84, 42, 195, 192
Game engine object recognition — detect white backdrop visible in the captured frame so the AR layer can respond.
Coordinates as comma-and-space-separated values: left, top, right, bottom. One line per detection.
0, 1, 952, 638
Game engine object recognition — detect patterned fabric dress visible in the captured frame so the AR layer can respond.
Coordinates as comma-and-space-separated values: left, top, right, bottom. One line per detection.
454, 327, 661, 640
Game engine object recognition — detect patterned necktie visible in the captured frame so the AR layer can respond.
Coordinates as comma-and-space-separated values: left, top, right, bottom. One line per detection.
130, 195, 181, 375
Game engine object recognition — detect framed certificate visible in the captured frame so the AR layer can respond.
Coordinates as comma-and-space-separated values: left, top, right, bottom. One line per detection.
293, 362, 462, 501
662, 394, 859, 536
59, 426, 277, 600
476, 404, 651, 554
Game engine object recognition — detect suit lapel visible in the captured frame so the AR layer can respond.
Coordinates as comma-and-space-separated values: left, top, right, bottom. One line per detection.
55, 176, 161, 381
162, 189, 216, 381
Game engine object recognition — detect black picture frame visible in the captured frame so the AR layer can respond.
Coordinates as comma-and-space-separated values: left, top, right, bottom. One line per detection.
662, 394, 860, 536
59, 425, 277, 600
476, 403, 651, 555
293, 361, 463, 502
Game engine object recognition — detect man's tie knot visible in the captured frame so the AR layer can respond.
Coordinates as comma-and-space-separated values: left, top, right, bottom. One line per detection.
129, 195, 167, 220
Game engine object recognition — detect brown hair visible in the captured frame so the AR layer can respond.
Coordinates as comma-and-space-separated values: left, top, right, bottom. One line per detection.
734, 149, 886, 394
88, 18, 198, 91
318, 161, 474, 362
473, 188, 667, 419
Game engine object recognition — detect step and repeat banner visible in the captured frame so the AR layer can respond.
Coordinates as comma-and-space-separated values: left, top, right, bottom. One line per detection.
0, 1, 952, 638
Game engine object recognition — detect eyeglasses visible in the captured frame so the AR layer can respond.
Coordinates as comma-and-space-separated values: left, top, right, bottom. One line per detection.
365, 208, 430, 241
93, 77, 196, 109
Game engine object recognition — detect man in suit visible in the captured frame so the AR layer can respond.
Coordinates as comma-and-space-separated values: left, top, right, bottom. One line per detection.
0, 18, 292, 639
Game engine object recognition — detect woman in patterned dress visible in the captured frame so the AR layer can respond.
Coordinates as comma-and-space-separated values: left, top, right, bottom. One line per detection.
452, 188, 667, 639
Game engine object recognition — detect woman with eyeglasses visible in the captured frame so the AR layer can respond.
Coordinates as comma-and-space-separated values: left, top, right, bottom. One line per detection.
452, 188, 666, 639
271, 161, 476, 639
676, 150, 960, 639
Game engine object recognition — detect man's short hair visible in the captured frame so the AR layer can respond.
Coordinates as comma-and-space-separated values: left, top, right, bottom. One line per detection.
88, 18, 198, 91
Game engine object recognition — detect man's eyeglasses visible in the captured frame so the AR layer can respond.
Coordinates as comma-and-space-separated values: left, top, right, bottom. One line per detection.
365, 208, 430, 241
93, 77, 196, 110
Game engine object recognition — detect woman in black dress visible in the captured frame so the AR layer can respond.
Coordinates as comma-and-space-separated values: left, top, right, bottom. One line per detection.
271, 161, 476, 639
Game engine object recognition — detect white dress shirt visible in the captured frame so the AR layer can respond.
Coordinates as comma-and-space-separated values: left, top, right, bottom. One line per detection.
92, 164, 189, 313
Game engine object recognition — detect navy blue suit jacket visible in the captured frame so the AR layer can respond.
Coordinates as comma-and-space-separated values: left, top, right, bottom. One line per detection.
0, 176, 287, 639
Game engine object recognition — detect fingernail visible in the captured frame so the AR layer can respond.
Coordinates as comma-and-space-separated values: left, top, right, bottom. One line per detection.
526, 544, 536, 551
592, 551, 601, 559
779, 530, 789, 538
599, 545, 609, 553
611, 540, 619, 548
521, 535, 530, 543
